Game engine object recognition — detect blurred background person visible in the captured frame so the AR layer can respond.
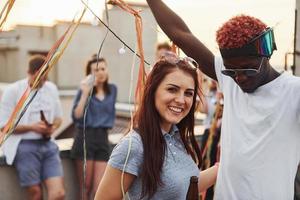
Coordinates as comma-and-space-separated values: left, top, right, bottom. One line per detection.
201, 92, 223, 200
199, 80, 218, 151
197, 79, 222, 200
71, 56, 117, 200
0, 55, 65, 200
155, 42, 172, 61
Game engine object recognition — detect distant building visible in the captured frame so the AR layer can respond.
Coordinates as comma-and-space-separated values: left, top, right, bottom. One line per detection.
0, 2, 157, 103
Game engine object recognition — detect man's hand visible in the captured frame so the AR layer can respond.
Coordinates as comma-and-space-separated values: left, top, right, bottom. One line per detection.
31, 121, 54, 137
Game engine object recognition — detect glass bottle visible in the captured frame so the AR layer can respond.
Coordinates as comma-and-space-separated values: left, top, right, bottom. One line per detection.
186, 176, 199, 200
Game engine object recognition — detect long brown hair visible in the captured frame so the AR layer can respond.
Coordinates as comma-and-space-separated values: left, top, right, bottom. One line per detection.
85, 57, 110, 95
133, 60, 202, 199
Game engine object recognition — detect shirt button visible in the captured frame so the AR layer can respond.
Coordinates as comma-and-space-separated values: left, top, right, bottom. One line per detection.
169, 143, 172, 146
173, 152, 176, 155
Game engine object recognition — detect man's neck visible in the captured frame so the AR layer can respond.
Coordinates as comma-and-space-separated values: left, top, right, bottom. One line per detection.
261, 66, 281, 85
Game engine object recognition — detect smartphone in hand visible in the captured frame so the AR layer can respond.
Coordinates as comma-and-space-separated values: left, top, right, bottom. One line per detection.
86, 74, 95, 87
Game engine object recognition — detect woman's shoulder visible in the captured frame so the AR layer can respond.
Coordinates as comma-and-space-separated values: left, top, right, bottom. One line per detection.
113, 130, 143, 154
120, 130, 142, 146
108, 83, 117, 97
108, 83, 117, 90
109, 129, 143, 176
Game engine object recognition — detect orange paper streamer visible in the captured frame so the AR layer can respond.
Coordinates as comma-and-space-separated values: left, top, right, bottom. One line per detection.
0, 0, 15, 30
110, 0, 146, 105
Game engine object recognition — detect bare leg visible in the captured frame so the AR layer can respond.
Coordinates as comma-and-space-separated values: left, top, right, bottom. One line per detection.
91, 161, 107, 198
76, 160, 94, 200
26, 185, 42, 200
44, 176, 65, 200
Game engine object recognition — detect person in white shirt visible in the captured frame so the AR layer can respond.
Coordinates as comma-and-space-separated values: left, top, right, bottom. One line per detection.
146, 1, 300, 199
0, 55, 65, 200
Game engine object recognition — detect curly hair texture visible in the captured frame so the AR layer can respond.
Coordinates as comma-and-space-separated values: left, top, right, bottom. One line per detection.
216, 15, 267, 49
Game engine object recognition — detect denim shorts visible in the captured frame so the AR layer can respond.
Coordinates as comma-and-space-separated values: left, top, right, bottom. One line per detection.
71, 127, 110, 161
14, 139, 63, 187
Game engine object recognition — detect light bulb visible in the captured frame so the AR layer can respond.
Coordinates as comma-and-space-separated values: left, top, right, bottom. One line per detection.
118, 46, 126, 54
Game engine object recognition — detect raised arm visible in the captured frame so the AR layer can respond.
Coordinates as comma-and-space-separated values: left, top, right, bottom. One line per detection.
73, 78, 93, 119
146, 0, 217, 80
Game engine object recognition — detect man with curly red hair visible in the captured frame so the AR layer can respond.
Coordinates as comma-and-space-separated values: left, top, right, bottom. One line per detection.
146, 1, 300, 199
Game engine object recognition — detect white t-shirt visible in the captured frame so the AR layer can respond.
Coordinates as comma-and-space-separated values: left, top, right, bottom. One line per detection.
214, 57, 300, 200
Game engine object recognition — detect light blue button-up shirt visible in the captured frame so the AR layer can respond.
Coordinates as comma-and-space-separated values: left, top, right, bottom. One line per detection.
108, 125, 200, 200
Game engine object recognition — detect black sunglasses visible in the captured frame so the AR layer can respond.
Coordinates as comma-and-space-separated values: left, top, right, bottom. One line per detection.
221, 57, 265, 78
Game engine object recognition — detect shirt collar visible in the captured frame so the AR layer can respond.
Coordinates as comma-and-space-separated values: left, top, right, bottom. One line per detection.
162, 125, 179, 137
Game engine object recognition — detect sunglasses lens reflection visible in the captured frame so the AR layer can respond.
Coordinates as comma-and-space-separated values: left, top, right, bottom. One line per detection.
244, 70, 257, 77
253, 29, 275, 57
221, 69, 258, 77
221, 70, 236, 77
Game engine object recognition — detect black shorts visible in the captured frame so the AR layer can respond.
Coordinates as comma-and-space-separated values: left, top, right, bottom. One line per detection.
71, 127, 110, 161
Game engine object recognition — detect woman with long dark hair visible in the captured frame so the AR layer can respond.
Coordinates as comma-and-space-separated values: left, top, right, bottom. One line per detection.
71, 56, 117, 200
95, 52, 218, 200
